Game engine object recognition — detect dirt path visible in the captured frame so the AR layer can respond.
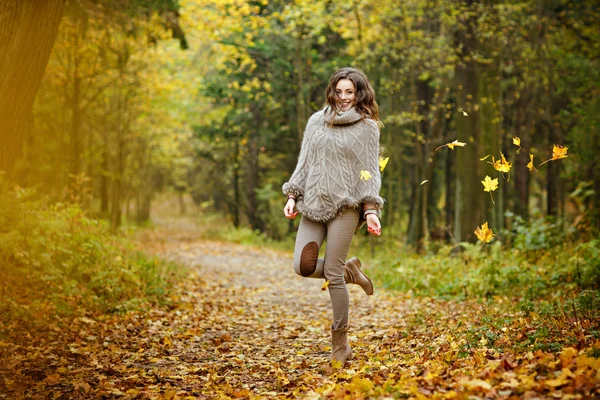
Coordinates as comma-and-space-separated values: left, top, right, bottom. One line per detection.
127, 222, 395, 397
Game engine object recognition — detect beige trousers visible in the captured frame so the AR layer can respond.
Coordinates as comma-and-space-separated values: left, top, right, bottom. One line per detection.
292, 208, 359, 330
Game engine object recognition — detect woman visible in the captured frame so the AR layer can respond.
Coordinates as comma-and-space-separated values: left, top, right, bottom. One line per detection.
282, 67, 384, 368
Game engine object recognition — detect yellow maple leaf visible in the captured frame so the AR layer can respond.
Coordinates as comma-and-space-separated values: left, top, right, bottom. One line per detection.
527, 153, 538, 172
552, 144, 568, 159
488, 152, 512, 181
474, 222, 494, 247
539, 144, 568, 166
481, 176, 499, 192
435, 140, 467, 152
499, 152, 512, 172
513, 137, 521, 154
481, 175, 498, 204
379, 156, 389, 172
321, 280, 330, 291
360, 170, 372, 181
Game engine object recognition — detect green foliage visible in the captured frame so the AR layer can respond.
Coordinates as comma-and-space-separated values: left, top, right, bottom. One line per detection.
506, 212, 572, 252
199, 211, 294, 252
356, 229, 599, 301
0, 177, 179, 336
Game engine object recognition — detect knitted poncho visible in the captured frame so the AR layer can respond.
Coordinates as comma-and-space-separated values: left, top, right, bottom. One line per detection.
282, 107, 384, 224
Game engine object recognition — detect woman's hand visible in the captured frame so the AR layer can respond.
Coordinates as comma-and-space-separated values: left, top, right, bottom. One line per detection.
284, 198, 298, 219
366, 214, 381, 236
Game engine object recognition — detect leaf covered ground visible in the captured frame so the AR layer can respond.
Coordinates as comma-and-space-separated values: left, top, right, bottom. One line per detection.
1, 220, 599, 399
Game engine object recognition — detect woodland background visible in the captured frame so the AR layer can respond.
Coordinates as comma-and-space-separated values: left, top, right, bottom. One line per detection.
0, 0, 599, 397
2, 0, 599, 245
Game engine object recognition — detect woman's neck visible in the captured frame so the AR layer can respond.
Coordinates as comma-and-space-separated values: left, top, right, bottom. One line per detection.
325, 106, 362, 125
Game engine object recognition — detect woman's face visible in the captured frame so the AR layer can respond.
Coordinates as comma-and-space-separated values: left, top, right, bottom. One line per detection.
335, 79, 356, 112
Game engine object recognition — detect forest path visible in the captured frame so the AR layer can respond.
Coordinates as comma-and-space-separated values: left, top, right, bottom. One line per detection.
3, 209, 597, 398
125, 214, 408, 398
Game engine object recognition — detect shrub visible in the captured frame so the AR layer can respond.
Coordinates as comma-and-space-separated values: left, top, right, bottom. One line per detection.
0, 176, 179, 338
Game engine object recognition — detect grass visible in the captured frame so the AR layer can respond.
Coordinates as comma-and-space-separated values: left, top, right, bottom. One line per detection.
0, 182, 180, 340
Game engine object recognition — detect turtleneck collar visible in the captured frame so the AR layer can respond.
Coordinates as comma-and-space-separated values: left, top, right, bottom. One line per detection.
324, 106, 363, 125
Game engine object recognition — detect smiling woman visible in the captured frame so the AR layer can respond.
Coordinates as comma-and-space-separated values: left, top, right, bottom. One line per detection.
324, 67, 381, 124
282, 67, 384, 369
334, 79, 356, 112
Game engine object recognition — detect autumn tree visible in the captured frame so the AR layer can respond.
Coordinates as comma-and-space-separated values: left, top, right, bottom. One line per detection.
0, 0, 67, 180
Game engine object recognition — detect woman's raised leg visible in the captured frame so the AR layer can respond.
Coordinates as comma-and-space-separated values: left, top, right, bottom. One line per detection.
292, 216, 327, 279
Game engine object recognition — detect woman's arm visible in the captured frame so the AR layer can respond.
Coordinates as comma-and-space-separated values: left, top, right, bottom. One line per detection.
358, 120, 384, 235
282, 115, 318, 199
357, 120, 385, 212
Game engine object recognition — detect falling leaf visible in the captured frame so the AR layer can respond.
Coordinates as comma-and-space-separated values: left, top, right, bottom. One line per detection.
420, 180, 428, 185
435, 140, 467, 152
474, 222, 494, 248
462, 110, 468, 116
539, 144, 568, 166
488, 152, 512, 181
513, 137, 521, 154
527, 153, 538, 172
552, 144, 568, 159
360, 170, 372, 181
481, 176, 499, 192
321, 280, 330, 291
379, 157, 389, 172
481, 175, 499, 204
480, 155, 492, 161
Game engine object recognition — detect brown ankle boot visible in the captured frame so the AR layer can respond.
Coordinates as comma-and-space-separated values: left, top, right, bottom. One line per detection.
344, 257, 374, 295
331, 326, 353, 369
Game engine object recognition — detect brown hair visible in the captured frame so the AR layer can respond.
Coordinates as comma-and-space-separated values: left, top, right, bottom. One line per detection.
324, 67, 380, 123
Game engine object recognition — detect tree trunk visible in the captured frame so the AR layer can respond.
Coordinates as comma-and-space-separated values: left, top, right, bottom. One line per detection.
445, 141, 455, 242
513, 96, 531, 220
479, 64, 503, 232
110, 79, 126, 232
547, 153, 560, 217
110, 123, 124, 232
70, 62, 82, 176
100, 141, 109, 215
546, 114, 563, 217
136, 144, 153, 223
454, 0, 485, 242
0, 0, 66, 180
407, 79, 433, 253
245, 112, 263, 231
232, 133, 241, 228
294, 34, 307, 147
177, 190, 186, 215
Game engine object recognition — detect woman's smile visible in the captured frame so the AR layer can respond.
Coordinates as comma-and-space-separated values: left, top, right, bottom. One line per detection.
335, 79, 356, 112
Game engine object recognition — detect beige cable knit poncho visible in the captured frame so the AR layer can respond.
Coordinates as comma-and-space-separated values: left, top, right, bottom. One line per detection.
282, 106, 384, 224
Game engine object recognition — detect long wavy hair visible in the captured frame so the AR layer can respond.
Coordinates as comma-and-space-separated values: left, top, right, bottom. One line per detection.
324, 67, 380, 123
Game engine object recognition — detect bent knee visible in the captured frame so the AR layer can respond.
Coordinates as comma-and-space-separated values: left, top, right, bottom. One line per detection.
325, 271, 345, 286
294, 241, 319, 277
